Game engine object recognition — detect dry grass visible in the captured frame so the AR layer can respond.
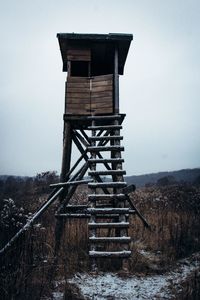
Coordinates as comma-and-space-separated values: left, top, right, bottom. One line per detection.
0, 183, 200, 299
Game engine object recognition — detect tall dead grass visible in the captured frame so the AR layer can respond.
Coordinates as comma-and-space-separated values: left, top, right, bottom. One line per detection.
0, 183, 200, 299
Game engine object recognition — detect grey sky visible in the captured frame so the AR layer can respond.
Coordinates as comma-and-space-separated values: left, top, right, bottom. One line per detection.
0, 0, 200, 176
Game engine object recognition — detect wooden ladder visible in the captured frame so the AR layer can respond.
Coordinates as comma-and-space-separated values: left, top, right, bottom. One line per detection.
87, 115, 132, 260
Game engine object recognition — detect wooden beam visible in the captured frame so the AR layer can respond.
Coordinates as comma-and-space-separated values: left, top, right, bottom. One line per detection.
72, 132, 111, 194
60, 121, 72, 182
114, 45, 119, 113
0, 187, 64, 255
73, 129, 90, 147
57, 162, 89, 212
50, 179, 92, 188
65, 149, 87, 179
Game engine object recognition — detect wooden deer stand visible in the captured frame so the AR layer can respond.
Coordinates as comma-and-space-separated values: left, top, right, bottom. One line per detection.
56, 33, 134, 270
0, 33, 149, 271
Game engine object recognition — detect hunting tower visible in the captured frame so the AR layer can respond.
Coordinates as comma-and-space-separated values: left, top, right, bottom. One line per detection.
0, 33, 149, 268
56, 32, 139, 269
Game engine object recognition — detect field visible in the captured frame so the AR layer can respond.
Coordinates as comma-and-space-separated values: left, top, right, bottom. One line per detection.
0, 173, 200, 299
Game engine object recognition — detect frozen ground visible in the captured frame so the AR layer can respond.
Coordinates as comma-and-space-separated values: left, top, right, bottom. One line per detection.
68, 253, 200, 300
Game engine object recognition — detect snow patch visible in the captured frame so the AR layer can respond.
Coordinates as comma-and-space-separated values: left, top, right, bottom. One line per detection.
69, 254, 200, 299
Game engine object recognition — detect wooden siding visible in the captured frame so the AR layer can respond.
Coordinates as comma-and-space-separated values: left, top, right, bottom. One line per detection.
66, 74, 113, 115
67, 49, 91, 61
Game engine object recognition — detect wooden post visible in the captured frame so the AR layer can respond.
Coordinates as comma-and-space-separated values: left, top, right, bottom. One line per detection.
114, 45, 119, 114
60, 121, 72, 182
55, 120, 72, 254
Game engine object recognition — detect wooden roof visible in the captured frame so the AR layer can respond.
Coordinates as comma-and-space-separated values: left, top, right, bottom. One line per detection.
57, 33, 133, 75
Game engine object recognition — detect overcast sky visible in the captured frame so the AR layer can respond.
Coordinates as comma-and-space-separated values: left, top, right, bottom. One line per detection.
0, 0, 200, 176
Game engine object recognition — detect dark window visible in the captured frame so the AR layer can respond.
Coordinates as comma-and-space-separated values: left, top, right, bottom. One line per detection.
70, 61, 89, 77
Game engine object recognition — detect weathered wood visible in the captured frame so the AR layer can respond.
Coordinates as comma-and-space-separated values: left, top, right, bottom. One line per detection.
87, 114, 124, 121
67, 98, 90, 104
72, 133, 89, 161
66, 73, 114, 115
67, 87, 91, 93
80, 129, 90, 144
67, 76, 90, 83
50, 179, 91, 188
67, 103, 90, 110
93, 210, 136, 216
55, 213, 90, 218
88, 170, 126, 176
91, 91, 112, 98
122, 184, 136, 195
91, 80, 113, 87
91, 98, 113, 105
88, 182, 127, 188
88, 125, 122, 130
73, 129, 90, 147
67, 49, 91, 61
88, 194, 126, 201
66, 109, 90, 115
93, 152, 112, 171
90, 107, 113, 114
92, 74, 113, 82
87, 146, 124, 152
67, 82, 91, 88
114, 46, 119, 113
65, 205, 88, 210
57, 162, 89, 213
89, 135, 123, 141
89, 251, 131, 258
88, 208, 130, 214
60, 121, 72, 182
89, 237, 131, 243
88, 158, 124, 164
88, 222, 129, 228
90, 103, 113, 109
91, 85, 112, 92
67, 92, 90, 99
72, 133, 111, 194
126, 196, 151, 229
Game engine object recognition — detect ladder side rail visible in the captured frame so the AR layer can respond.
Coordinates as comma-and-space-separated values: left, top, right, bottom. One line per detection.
90, 119, 97, 271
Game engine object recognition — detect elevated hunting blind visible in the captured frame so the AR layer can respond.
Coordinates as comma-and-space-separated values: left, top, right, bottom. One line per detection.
0, 33, 150, 272
57, 33, 132, 115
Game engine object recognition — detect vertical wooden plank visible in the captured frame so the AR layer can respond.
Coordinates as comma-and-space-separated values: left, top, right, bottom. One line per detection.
114, 46, 119, 114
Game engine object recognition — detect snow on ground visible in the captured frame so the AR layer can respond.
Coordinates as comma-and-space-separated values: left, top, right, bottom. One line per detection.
68, 253, 200, 300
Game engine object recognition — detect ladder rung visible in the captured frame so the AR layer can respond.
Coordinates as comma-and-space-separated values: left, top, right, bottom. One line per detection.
89, 237, 131, 243
94, 212, 135, 218
89, 250, 131, 258
88, 208, 130, 214
88, 158, 124, 164
65, 205, 88, 210
88, 170, 126, 176
88, 136, 123, 141
88, 222, 129, 228
55, 213, 90, 218
95, 214, 129, 218
87, 146, 124, 152
88, 194, 127, 201
88, 182, 127, 189
88, 125, 122, 130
